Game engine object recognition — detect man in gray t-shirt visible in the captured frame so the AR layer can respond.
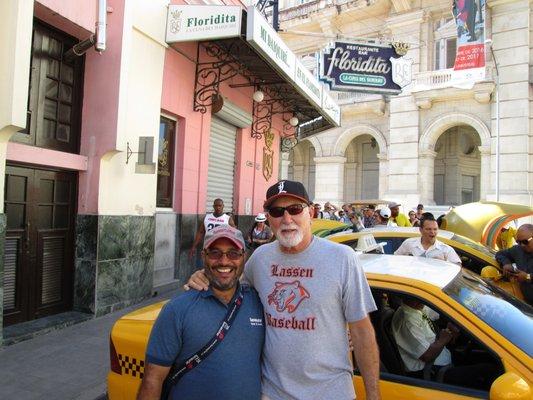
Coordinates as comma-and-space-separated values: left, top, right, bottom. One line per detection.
188, 180, 381, 400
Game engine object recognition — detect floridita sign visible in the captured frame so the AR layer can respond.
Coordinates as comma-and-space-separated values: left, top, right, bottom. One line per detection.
320, 41, 412, 94
166, 5, 242, 42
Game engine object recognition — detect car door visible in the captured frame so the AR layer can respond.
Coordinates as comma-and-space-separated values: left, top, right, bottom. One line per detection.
352, 283, 510, 400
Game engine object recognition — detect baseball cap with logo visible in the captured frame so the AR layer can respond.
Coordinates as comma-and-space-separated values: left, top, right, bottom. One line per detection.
203, 225, 245, 250
264, 180, 311, 209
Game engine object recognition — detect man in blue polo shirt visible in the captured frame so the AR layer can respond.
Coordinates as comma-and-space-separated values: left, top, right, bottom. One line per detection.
137, 226, 264, 400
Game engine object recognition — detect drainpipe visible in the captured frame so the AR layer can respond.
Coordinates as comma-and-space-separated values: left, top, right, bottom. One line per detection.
65, 0, 107, 58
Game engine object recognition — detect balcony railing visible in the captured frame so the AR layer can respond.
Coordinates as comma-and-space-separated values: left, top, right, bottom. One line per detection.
278, 0, 378, 22
411, 66, 495, 91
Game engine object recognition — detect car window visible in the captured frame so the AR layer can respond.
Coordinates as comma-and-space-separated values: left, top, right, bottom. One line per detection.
443, 269, 533, 357
367, 288, 504, 395
452, 248, 488, 275
451, 234, 496, 257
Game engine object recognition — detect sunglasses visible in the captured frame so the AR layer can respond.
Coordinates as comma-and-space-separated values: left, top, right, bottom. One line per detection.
204, 249, 244, 261
268, 204, 308, 218
517, 237, 533, 246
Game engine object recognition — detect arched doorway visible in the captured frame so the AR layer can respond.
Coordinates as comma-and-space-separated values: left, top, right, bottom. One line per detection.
344, 135, 380, 201
433, 126, 481, 205
288, 140, 316, 200
420, 113, 490, 205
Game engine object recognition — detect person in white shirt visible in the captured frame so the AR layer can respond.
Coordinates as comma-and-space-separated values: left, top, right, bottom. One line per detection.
394, 218, 461, 264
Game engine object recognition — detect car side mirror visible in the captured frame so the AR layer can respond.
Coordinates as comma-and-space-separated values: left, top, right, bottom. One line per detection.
490, 372, 531, 400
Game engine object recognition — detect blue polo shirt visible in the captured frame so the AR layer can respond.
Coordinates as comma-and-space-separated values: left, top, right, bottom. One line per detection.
146, 284, 264, 400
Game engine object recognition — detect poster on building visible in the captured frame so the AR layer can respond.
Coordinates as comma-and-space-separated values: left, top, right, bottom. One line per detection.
452, 0, 486, 81
320, 42, 411, 95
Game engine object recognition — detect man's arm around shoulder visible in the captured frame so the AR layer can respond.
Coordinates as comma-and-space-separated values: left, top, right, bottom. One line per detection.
349, 317, 381, 400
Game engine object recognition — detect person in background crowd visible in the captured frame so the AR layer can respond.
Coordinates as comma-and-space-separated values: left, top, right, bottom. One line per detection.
338, 210, 352, 224
375, 207, 397, 227
415, 204, 424, 220
313, 203, 322, 218
394, 217, 461, 264
362, 205, 377, 228
388, 202, 411, 227
189, 198, 236, 263
496, 223, 533, 304
496, 223, 517, 250
324, 202, 339, 220
247, 213, 273, 251
408, 210, 420, 227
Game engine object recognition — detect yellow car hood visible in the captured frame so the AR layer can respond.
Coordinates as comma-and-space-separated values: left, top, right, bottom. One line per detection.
119, 301, 167, 321
441, 201, 533, 248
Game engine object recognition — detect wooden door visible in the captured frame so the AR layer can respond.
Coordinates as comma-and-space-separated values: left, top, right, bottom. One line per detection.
3, 165, 77, 326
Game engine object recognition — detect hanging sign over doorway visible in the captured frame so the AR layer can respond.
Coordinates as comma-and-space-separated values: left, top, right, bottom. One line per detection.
320, 41, 412, 94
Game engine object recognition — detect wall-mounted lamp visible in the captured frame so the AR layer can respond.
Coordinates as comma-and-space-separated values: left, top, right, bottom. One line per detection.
289, 116, 299, 126
253, 90, 264, 102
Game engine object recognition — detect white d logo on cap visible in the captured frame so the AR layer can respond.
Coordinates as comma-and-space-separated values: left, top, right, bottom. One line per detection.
278, 181, 286, 194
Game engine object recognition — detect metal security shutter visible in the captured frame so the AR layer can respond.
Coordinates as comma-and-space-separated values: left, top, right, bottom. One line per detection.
206, 116, 237, 212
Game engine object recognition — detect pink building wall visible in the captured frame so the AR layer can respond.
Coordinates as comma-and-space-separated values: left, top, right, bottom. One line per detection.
35, 0, 97, 39
161, 43, 282, 217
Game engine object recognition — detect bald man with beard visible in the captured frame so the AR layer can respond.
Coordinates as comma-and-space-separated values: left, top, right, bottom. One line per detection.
496, 224, 533, 304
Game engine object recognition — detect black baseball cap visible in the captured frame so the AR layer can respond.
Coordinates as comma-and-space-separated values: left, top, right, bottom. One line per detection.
264, 180, 311, 209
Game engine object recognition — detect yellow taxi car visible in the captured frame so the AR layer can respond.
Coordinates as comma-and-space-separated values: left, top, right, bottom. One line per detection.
107, 255, 533, 399
441, 201, 533, 249
311, 218, 351, 237
327, 226, 525, 299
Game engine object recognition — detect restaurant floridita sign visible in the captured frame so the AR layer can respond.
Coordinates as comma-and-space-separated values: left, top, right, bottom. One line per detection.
320, 41, 412, 94
166, 5, 242, 42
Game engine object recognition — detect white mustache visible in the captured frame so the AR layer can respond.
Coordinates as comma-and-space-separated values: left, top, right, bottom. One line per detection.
279, 223, 299, 231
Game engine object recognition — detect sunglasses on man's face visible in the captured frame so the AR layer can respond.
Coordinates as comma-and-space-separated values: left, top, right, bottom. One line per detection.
268, 204, 308, 218
517, 237, 533, 246
204, 248, 244, 261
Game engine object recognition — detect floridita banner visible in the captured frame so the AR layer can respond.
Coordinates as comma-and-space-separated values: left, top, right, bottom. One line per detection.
452, 0, 486, 80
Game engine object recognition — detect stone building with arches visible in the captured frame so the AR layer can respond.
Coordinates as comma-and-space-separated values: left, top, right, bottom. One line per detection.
279, 0, 532, 208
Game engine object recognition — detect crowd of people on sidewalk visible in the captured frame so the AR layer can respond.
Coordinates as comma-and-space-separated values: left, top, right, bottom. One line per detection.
312, 200, 429, 230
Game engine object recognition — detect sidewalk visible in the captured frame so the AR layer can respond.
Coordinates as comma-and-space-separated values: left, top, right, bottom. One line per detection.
0, 290, 177, 400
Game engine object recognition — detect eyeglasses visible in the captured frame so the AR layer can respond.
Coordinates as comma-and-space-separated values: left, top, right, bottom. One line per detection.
268, 204, 308, 218
517, 237, 533, 246
204, 249, 244, 260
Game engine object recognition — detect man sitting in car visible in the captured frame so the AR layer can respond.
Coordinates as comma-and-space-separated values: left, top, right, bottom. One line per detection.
392, 297, 500, 390
394, 217, 461, 264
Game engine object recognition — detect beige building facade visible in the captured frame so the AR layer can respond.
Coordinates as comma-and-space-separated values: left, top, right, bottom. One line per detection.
279, 0, 532, 209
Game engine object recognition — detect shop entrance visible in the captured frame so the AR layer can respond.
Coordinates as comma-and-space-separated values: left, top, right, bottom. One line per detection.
3, 165, 77, 326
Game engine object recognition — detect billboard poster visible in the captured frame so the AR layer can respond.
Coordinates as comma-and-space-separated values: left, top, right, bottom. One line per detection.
320, 41, 411, 94
452, 0, 486, 78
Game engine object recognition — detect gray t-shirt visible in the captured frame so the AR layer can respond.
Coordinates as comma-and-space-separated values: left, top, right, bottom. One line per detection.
243, 236, 376, 400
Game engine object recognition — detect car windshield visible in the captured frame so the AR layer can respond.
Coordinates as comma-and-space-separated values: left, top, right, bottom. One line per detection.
443, 269, 533, 357
451, 234, 497, 257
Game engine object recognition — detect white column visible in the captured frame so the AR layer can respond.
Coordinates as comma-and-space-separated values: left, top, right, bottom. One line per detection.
418, 149, 437, 205
478, 145, 491, 201
377, 152, 388, 200
313, 156, 346, 206
292, 164, 305, 183
279, 151, 291, 180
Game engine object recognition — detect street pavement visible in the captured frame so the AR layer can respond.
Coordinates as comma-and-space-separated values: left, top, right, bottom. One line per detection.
0, 290, 177, 400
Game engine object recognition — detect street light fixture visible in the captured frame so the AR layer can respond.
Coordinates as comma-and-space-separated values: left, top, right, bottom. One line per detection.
485, 38, 500, 201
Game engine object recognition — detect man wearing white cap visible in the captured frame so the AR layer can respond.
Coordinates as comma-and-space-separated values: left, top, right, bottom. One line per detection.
248, 213, 273, 250
375, 207, 397, 227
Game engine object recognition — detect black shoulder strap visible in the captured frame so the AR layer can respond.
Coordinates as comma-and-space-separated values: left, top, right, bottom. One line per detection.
160, 285, 244, 399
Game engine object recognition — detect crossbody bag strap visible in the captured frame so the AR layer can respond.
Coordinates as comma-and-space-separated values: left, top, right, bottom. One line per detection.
160, 285, 244, 399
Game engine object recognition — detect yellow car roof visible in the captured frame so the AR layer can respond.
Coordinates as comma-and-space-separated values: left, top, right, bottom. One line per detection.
441, 201, 533, 248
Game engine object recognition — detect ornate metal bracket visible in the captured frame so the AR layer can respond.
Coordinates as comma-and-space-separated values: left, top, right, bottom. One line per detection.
193, 42, 248, 113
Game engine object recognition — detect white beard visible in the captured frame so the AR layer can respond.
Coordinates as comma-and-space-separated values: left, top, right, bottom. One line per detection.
276, 223, 304, 248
